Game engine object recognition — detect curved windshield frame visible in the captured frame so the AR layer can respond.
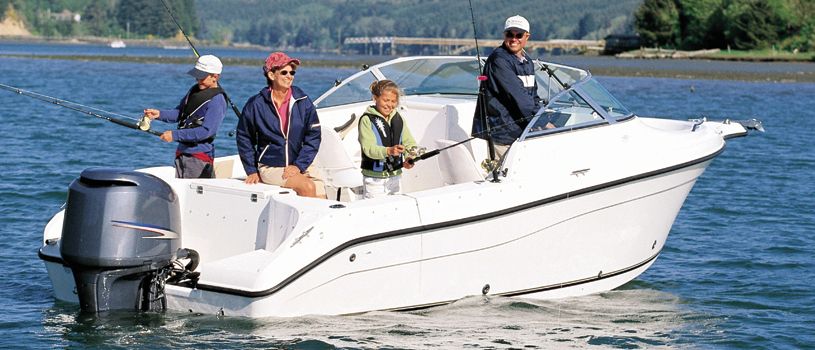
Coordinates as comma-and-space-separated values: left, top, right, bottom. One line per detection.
314, 57, 480, 108
521, 76, 633, 141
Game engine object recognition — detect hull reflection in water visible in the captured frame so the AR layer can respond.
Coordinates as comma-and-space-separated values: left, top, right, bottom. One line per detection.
38, 56, 761, 317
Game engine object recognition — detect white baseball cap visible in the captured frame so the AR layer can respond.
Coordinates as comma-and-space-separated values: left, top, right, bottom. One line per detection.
504, 15, 530, 33
187, 54, 223, 79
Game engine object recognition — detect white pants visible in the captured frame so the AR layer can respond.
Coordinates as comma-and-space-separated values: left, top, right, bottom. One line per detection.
363, 175, 402, 199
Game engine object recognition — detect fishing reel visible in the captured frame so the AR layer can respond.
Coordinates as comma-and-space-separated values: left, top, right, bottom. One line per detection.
481, 158, 499, 172
406, 146, 427, 159
138, 115, 152, 131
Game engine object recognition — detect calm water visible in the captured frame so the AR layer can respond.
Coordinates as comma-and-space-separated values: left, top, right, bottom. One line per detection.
1, 42, 813, 349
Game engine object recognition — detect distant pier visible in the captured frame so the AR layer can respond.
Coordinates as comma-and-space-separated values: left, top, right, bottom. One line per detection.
343, 36, 604, 55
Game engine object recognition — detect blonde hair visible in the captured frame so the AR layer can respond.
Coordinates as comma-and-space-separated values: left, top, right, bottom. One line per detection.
369, 80, 401, 98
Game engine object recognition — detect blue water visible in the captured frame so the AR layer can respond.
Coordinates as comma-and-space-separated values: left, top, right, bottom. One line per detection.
1, 42, 814, 349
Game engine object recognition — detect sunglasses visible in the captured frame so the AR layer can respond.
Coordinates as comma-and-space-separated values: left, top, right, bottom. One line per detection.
278, 70, 296, 76
505, 32, 526, 39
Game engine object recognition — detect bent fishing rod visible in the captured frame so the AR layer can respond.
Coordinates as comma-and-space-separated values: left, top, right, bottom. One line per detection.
160, 0, 243, 127
0, 82, 162, 136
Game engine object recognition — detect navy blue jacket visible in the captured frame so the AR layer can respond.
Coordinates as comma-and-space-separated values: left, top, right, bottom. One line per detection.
472, 45, 541, 145
236, 86, 321, 175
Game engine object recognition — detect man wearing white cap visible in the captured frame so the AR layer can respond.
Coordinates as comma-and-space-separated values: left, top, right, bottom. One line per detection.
472, 15, 545, 164
143, 54, 227, 178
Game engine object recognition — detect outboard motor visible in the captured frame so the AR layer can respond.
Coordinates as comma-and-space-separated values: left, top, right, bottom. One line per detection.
60, 168, 181, 312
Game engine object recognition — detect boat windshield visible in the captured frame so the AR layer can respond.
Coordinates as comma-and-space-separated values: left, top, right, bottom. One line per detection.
534, 62, 587, 103
379, 58, 480, 95
577, 79, 631, 118
315, 71, 379, 108
521, 77, 632, 140
315, 57, 480, 108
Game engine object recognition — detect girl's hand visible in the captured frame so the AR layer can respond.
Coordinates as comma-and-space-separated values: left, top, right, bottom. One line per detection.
387, 145, 405, 156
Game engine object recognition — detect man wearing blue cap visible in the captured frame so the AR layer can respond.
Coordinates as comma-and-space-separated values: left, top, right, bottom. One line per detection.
472, 15, 546, 164
143, 54, 227, 178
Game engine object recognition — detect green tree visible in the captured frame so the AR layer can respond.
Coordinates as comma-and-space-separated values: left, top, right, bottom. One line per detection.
574, 13, 599, 39
115, 0, 197, 38
676, 0, 724, 49
82, 0, 115, 36
723, 0, 785, 49
635, 0, 681, 48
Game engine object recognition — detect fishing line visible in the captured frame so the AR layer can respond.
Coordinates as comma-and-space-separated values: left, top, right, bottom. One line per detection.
159, 0, 243, 135
0, 82, 162, 136
159, 0, 200, 58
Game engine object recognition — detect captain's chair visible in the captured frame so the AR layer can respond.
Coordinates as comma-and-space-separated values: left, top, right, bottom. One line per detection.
312, 127, 363, 201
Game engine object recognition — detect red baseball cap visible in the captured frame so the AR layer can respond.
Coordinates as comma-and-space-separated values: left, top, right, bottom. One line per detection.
264, 52, 300, 72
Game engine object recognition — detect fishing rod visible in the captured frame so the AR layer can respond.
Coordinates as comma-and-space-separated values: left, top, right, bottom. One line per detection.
392, 111, 544, 171
0, 82, 162, 136
398, 2, 501, 176
159, 0, 243, 128
467, 0, 500, 182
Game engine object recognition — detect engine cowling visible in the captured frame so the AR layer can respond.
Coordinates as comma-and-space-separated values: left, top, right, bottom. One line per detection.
60, 168, 181, 312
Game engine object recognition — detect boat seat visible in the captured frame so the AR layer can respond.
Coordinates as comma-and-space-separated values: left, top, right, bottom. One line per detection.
435, 139, 485, 185
312, 127, 363, 200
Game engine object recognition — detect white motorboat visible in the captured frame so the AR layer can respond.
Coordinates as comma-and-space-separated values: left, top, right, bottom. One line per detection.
38, 56, 762, 317
109, 40, 126, 48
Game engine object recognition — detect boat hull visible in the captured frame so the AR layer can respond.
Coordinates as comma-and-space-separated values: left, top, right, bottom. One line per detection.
157, 160, 705, 317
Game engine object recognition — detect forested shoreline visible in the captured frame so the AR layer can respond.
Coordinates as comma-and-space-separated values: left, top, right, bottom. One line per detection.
1, 0, 813, 56
635, 0, 814, 52
0, 0, 639, 49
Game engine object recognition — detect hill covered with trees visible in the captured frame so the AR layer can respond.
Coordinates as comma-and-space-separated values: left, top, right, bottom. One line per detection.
1, 0, 640, 49
0, 0, 197, 38
195, 0, 640, 49
635, 0, 815, 52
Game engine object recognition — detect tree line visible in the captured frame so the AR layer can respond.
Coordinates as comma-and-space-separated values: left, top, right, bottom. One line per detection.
2, 0, 640, 49
5, 0, 811, 54
197, 0, 640, 51
635, 0, 815, 51
1, 0, 197, 38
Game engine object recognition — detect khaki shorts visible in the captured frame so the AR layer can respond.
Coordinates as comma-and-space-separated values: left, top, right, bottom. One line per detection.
258, 165, 326, 197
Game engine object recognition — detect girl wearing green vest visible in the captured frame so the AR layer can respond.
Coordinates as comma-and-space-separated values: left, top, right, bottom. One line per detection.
358, 80, 418, 199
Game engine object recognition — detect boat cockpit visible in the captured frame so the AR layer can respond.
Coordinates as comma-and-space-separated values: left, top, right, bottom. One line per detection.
141, 56, 637, 205
309, 56, 634, 199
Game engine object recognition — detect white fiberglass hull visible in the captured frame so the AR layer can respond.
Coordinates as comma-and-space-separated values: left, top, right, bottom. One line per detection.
156, 158, 705, 317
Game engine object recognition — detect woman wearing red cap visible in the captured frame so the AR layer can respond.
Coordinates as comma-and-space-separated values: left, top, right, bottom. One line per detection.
236, 52, 323, 198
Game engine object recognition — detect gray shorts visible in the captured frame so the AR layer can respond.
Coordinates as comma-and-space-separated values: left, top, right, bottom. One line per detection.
175, 154, 214, 179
